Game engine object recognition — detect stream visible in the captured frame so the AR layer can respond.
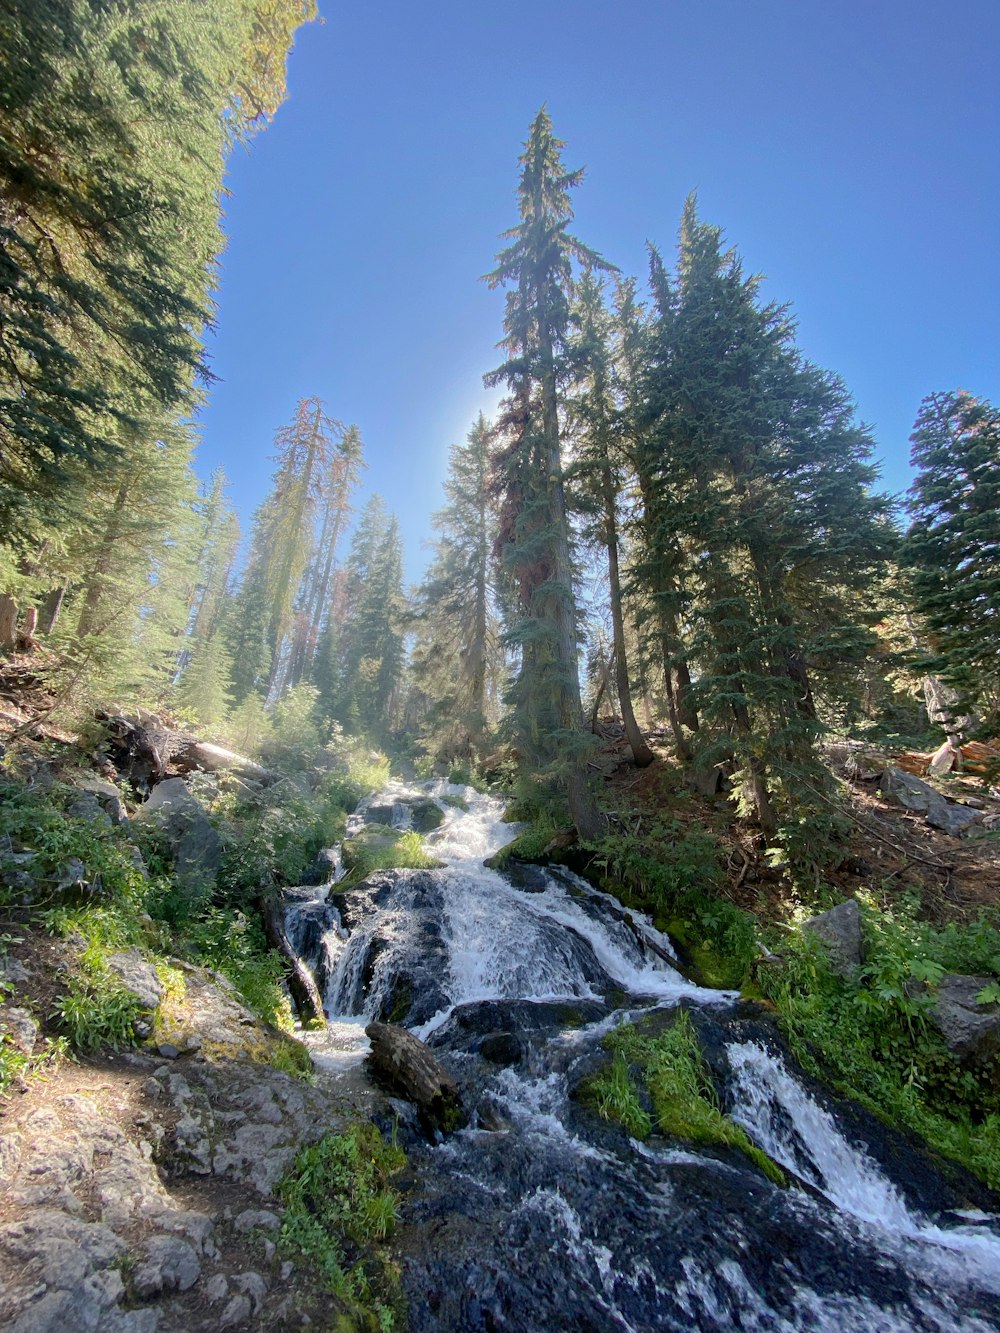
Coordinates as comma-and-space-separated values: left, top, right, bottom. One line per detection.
284, 781, 1000, 1332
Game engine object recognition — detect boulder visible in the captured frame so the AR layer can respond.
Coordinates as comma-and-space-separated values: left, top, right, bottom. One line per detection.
802, 898, 863, 977
73, 777, 128, 826
927, 975, 1000, 1063
410, 797, 445, 833
340, 823, 403, 873
365, 1021, 466, 1136
879, 767, 982, 837
105, 950, 164, 1013
136, 777, 222, 893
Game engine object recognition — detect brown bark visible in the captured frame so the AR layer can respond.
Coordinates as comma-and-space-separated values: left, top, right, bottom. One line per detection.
365, 1021, 466, 1136
259, 895, 325, 1026
538, 329, 606, 841
0, 594, 18, 651
39, 584, 67, 634
601, 464, 653, 767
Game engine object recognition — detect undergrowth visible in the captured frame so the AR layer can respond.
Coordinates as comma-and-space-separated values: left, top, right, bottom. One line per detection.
278, 1123, 406, 1330
757, 892, 1000, 1190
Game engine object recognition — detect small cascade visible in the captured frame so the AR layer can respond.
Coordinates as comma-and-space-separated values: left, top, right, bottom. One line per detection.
281, 779, 1000, 1332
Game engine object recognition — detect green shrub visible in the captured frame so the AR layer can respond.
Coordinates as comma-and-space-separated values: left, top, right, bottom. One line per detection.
51, 942, 145, 1051
758, 894, 1000, 1189
339, 830, 440, 885
182, 908, 294, 1031
278, 1123, 405, 1328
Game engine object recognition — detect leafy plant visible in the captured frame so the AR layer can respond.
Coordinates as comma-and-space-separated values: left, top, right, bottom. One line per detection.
278, 1124, 405, 1327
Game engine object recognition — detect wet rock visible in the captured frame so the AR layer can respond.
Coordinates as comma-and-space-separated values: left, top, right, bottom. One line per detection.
132, 1234, 201, 1295
136, 776, 222, 893
106, 949, 164, 1012
410, 797, 445, 833
500, 860, 550, 892
478, 1032, 523, 1066
366, 1021, 466, 1136
341, 823, 403, 872
802, 899, 863, 976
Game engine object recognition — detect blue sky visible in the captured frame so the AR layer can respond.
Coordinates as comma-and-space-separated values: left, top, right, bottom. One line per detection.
197, 0, 1000, 583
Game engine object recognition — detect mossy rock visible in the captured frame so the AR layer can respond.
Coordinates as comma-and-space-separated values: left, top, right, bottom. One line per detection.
409, 798, 445, 833
341, 824, 404, 873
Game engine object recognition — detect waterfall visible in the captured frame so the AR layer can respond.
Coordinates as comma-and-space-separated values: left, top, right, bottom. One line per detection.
282, 780, 1000, 1332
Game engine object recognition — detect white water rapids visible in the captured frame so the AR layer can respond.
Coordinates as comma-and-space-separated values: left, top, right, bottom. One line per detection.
284, 780, 1000, 1332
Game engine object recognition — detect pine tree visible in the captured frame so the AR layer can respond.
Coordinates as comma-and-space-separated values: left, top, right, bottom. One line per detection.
567, 272, 653, 767
903, 390, 1000, 727
410, 414, 504, 758
0, 0, 316, 514
485, 109, 612, 839
640, 197, 893, 848
318, 495, 405, 741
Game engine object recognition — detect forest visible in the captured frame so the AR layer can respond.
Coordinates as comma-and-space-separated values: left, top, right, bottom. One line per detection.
1, 5, 1000, 1333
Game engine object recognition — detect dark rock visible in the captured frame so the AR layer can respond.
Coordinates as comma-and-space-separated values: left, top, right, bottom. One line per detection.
927, 975, 1000, 1062
802, 899, 863, 976
501, 860, 550, 892
366, 1021, 466, 1136
73, 777, 128, 826
136, 777, 222, 893
65, 793, 112, 827
410, 797, 445, 833
479, 1032, 523, 1066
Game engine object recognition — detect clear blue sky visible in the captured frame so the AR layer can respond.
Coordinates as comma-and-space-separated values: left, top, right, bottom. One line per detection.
196, 0, 1000, 583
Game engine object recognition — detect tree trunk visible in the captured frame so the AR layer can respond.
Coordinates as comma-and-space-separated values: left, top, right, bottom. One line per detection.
77, 481, 130, 638
601, 464, 653, 767
0, 594, 18, 651
258, 895, 325, 1026
660, 633, 692, 761
39, 584, 67, 635
539, 331, 607, 841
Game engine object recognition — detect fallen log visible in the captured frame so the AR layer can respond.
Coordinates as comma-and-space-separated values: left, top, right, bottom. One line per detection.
259, 895, 325, 1027
365, 1021, 466, 1136
98, 710, 278, 790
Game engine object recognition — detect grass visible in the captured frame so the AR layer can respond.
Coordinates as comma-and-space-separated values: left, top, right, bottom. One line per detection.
339, 829, 441, 885
588, 1011, 787, 1187
278, 1123, 406, 1329
757, 892, 1000, 1191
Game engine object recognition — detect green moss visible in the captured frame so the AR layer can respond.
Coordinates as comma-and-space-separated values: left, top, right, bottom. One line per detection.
595, 1014, 787, 1187
340, 829, 441, 884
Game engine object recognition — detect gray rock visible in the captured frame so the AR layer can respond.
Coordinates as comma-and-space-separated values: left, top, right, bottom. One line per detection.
410, 797, 445, 832
802, 898, 863, 976
233, 1208, 281, 1233
106, 950, 164, 1012
137, 777, 222, 893
879, 767, 983, 837
132, 1234, 201, 1296
3, 1005, 39, 1052
219, 1293, 253, 1328
926, 802, 983, 836
231, 1270, 268, 1313
1, 953, 31, 985
687, 762, 727, 797
157, 1042, 182, 1060
0, 1131, 24, 1188
66, 794, 112, 828
927, 975, 1000, 1062
54, 857, 87, 890
74, 777, 129, 826
204, 1273, 230, 1303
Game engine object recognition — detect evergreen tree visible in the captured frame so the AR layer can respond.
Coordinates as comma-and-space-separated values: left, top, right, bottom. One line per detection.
410, 414, 504, 758
485, 109, 611, 839
176, 632, 233, 728
903, 390, 1000, 727
567, 272, 653, 767
640, 197, 893, 847
318, 495, 405, 740
0, 0, 316, 514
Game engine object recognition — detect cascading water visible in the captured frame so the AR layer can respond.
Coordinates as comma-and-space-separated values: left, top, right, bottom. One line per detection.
284, 782, 1000, 1332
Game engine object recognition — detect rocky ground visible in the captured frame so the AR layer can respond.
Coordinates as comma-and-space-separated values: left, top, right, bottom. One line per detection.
0, 949, 378, 1333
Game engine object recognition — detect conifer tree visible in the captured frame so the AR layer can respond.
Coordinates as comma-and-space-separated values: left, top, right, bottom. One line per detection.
640, 197, 893, 845
903, 390, 1000, 726
485, 109, 611, 839
410, 414, 504, 758
567, 273, 653, 767
318, 495, 405, 740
